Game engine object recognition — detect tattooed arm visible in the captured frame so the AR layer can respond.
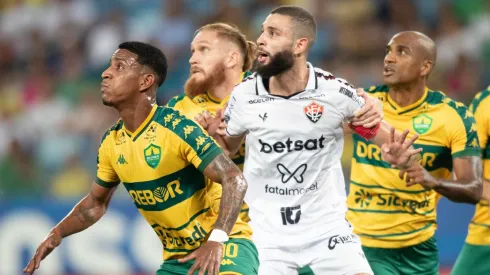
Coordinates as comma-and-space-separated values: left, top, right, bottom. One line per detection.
203, 153, 248, 233
178, 153, 247, 274
401, 156, 482, 204
53, 182, 117, 237
24, 182, 117, 274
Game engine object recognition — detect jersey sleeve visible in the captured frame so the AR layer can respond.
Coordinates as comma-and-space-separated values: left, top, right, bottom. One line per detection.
336, 78, 366, 120
447, 103, 481, 158
96, 131, 120, 188
470, 92, 490, 177
166, 110, 223, 172
224, 88, 247, 136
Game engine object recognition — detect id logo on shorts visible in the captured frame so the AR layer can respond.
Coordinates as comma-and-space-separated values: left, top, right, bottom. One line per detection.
280, 205, 301, 225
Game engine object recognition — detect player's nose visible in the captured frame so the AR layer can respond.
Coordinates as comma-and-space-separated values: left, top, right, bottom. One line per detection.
257, 32, 266, 47
101, 67, 112, 79
384, 51, 396, 64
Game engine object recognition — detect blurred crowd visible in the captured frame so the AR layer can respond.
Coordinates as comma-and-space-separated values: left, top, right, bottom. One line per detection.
0, 0, 489, 200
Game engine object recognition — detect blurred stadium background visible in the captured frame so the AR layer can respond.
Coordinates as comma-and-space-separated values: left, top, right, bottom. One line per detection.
0, 0, 489, 274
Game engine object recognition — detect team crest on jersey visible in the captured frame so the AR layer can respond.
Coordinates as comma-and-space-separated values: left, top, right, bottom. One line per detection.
144, 144, 161, 168
304, 102, 324, 123
412, 114, 432, 135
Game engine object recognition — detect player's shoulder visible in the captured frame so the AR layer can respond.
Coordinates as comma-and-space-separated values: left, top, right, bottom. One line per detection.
166, 93, 187, 108
470, 86, 490, 113
233, 72, 257, 95
99, 119, 124, 145
313, 67, 355, 91
428, 90, 475, 129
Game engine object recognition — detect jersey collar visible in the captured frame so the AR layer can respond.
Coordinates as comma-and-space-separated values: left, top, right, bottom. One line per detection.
255, 62, 318, 98
123, 104, 158, 141
387, 87, 429, 115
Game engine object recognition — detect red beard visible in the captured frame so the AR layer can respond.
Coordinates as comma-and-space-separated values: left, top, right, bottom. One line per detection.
184, 62, 226, 98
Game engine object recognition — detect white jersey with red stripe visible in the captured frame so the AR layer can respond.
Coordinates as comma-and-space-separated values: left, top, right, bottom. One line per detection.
224, 62, 366, 249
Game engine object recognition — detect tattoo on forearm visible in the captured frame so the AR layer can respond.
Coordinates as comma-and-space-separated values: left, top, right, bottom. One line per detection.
211, 154, 247, 233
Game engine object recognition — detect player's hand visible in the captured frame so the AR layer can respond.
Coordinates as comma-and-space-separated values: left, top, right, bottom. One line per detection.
24, 230, 62, 274
195, 109, 227, 137
178, 241, 223, 275
399, 163, 439, 189
352, 88, 383, 128
381, 127, 423, 170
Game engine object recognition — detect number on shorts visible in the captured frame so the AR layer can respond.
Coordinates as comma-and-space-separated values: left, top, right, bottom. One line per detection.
223, 243, 238, 258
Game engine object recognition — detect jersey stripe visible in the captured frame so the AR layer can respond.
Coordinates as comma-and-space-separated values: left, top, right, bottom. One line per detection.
123, 165, 206, 211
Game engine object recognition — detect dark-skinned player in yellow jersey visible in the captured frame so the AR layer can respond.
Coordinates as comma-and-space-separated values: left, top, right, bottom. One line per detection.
346, 31, 482, 275
24, 42, 258, 275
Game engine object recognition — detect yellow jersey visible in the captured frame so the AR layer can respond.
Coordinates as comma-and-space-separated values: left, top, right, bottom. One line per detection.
166, 72, 252, 222
346, 85, 480, 248
96, 105, 252, 260
466, 86, 490, 245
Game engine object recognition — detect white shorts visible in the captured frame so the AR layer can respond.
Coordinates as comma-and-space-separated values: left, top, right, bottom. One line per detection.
256, 224, 373, 275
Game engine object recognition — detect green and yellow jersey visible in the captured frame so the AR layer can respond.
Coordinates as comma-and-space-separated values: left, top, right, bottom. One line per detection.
466, 86, 490, 245
96, 105, 252, 260
346, 85, 480, 249
166, 72, 252, 222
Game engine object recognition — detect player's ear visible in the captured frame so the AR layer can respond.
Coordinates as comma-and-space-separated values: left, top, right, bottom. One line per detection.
226, 51, 240, 69
139, 73, 156, 92
420, 60, 433, 78
293, 37, 308, 55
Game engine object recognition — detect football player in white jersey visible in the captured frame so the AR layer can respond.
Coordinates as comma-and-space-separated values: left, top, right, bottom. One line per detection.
197, 5, 423, 275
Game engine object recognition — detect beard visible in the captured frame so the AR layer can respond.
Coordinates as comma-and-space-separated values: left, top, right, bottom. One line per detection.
184, 62, 226, 98
253, 49, 295, 78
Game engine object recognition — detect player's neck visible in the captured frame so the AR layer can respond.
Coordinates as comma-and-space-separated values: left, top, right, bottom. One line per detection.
207, 70, 241, 101
388, 80, 427, 108
269, 61, 309, 96
117, 96, 154, 133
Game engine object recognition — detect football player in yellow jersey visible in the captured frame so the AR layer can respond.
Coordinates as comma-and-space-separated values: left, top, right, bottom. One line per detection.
452, 86, 490, 275
24, 42, 258, 275
346, 31, 483, 275
165, 23, 256, 222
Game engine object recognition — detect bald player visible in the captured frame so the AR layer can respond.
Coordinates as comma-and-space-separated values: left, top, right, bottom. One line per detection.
346, 31, 482, 275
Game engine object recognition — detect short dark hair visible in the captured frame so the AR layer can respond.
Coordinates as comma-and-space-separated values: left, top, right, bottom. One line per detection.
271, 5, 317, 49
118, 41, 168, 87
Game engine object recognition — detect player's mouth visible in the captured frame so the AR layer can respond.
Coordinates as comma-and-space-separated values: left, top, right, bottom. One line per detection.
257, 50, 270, 63
101, 81, 110, 91
190, 67, 204, 75
383, 66, 395, 76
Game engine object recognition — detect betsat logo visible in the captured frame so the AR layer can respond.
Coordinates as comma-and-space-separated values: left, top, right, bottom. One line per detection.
265, 182, 318, 196
259, 136, 326, 154
128, 180, 183, 206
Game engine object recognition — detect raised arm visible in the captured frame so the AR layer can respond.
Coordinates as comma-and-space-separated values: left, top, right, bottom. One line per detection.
24, 182, 118, 274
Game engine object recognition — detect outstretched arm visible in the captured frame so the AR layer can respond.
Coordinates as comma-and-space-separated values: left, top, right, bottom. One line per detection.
53, 182, 118, 237
24, 182, 117, 274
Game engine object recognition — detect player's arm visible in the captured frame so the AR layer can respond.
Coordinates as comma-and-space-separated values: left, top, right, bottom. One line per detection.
343, 88, 384, 135
25, 132, 120, 274
400, 103, 483, 204
339, 84, 420, 169
24, 183, 117, 274
203, 153, 247, 234
172, 111, 246, 274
